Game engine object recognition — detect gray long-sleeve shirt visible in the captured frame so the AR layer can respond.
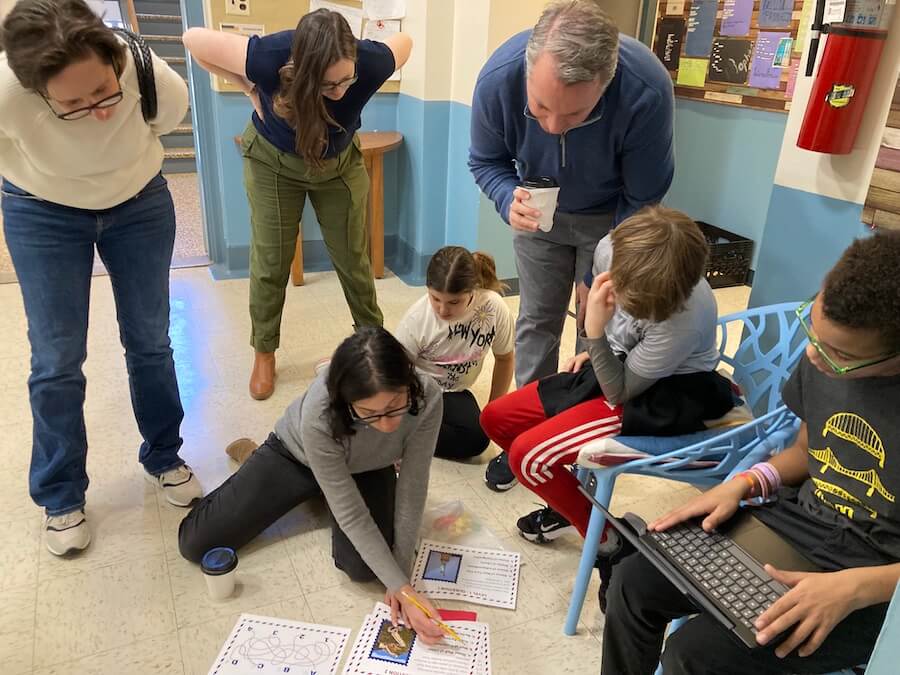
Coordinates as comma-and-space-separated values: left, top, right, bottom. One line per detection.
274, 372, 443, 592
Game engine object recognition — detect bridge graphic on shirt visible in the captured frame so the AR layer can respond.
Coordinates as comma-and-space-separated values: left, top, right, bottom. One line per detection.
811, 477, 878, 520
823, 412, 885, 468
809, 447, 895, 503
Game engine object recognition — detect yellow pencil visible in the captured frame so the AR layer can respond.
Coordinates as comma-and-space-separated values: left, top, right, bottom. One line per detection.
400, 590, 464, 642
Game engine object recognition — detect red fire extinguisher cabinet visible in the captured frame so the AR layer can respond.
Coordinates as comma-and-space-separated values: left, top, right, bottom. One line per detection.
797, 25, 888, 155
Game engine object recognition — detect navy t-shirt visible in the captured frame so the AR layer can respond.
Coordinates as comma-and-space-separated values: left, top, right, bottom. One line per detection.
245, 31, 395, 157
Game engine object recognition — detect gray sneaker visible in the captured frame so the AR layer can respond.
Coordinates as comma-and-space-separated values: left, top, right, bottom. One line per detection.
45, 509, 91, 556
146, 464, 203, 507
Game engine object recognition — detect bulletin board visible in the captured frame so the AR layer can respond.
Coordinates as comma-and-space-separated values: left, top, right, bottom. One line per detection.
651, 1, 809, 113
201, 0, 401, 94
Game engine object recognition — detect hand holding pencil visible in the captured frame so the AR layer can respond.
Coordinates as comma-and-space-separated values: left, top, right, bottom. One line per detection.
384, 585, 449, 645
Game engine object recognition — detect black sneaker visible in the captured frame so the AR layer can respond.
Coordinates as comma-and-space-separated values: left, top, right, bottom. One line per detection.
516, 505, 576, 543
484, 452, 518, 492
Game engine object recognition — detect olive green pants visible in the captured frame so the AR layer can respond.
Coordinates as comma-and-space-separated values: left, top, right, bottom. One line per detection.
241, 124, 383, 352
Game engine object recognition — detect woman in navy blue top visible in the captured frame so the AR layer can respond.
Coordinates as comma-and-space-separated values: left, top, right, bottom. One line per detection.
183, 11, 412, 400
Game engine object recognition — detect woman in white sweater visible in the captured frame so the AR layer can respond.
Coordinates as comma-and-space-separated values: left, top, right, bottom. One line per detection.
0, 0, 201, 556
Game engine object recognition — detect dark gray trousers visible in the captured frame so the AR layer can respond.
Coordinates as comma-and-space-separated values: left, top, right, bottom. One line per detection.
178, 433, 395, 582
512, 211, 613, 386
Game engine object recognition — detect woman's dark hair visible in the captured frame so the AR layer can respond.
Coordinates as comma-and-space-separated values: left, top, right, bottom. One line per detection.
325, 326, 425, 443
273, 9, 357, 167
0, 0, 127, 92
426, 246, 508, 295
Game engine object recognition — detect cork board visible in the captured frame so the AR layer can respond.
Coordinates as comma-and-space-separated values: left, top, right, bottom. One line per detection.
651, 1, 807, 113
201, 0, 400, 94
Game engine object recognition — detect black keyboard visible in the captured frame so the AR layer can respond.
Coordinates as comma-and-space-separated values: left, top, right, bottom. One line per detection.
647, 522, 785, 632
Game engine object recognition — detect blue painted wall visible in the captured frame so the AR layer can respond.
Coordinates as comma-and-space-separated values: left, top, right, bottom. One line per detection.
748, 185, 869, 308
664, 98, 788, 270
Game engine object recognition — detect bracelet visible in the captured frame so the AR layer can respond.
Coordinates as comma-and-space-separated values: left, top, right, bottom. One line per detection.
736, 472, 757, 499
748, 468, 769, 500
753, 462, 782, 494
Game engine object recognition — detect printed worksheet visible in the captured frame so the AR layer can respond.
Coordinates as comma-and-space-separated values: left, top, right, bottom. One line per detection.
411, 540, 521, 610
341, 603, 490, 675
208, 614, 351, 675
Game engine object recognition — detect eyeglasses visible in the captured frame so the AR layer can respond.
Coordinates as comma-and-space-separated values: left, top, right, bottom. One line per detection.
796, 296, 899, 375
349, 401, 411, 425
40, 90, 124, 121
321, 66, 358, 94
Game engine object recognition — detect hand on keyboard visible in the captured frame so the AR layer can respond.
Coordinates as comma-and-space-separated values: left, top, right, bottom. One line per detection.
649, 477, 751, 533
754, 565, 862, 658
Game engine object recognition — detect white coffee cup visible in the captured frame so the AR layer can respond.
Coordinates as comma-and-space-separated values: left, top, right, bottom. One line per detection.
522, 185, 560, 232
201, 547, 238, 601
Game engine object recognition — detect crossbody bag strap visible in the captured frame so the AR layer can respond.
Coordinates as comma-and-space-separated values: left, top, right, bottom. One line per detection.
112, 27, 158, 122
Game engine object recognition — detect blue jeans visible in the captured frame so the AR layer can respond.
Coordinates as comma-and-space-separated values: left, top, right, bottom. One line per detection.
1, 174, 185, 516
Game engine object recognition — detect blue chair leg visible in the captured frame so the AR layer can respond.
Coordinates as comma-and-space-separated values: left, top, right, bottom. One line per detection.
564, 475, 614, 635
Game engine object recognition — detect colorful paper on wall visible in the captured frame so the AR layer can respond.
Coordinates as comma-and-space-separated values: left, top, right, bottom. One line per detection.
785, 57, 801, 97
721, 0, 754, 36
795, 0, 813, 52
749, 31, 786, 89
684, 0, 718, 57
759, 0, 796, 28
665, 0, 687, 15
655, 18, 685, 70
676, 58, 709, 87
708, 38, 753, 85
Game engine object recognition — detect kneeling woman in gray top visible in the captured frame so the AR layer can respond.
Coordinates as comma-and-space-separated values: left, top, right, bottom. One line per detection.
178, 327, 444, 641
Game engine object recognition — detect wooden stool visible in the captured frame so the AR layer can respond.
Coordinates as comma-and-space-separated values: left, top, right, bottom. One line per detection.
232, 131, 404, 286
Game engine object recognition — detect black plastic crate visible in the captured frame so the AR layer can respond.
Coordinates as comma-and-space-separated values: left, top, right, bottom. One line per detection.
696, 221, 753, 288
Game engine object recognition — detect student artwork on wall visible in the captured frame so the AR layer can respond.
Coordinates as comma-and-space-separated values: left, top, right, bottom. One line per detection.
708, 38, 753, 85
651, 0, 806, 112
655, 18, 685, 70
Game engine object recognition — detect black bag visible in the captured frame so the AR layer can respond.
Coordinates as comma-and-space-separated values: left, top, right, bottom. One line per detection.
113, 28, 157, 122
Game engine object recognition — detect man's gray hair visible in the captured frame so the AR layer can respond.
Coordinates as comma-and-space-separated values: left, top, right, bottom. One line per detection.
526, 0, 620, 86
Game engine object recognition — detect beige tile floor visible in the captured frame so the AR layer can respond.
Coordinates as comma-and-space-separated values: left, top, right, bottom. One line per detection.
0, 267, 750, 675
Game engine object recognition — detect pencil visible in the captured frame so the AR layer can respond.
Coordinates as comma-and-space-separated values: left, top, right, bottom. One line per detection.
400, 590, 464, 642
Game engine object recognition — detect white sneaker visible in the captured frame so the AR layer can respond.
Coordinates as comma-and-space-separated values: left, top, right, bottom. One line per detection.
146, 464, 203, 507
45, 509, 91, 556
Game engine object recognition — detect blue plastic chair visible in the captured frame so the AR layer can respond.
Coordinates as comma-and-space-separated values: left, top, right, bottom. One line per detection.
564, 302, 809, 636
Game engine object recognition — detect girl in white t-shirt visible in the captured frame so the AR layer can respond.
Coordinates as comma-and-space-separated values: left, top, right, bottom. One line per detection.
394, 247, 515, 460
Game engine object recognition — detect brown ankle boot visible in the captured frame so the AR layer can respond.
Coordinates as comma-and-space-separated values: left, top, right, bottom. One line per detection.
249, 351, 276, 400
225, 438, 259, 465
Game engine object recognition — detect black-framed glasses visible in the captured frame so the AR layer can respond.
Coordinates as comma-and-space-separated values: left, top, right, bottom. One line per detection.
40, 90, 124, 121
349, 401, 412, 425
321, 65, 358, 94
796, 295, 900, 375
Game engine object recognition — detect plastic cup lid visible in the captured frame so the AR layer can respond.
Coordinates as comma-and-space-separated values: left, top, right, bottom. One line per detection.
201, 547, 238, 575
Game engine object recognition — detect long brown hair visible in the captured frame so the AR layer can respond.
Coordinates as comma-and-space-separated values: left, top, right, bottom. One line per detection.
426, 246, 508, 295
0, 0, 126, 92
273, 9, 357, 167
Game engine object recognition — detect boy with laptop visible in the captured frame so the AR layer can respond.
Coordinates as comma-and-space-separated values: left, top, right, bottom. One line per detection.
601, 232, 900, 674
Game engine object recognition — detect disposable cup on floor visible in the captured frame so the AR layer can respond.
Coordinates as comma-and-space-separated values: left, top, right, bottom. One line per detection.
201, 546, 238, 601
523, 186, 560, 232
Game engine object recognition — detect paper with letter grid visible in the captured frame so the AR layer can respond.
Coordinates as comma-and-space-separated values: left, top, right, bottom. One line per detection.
341, 602, 490, 675
208, 614, 350, 675
410, 539, 520, 610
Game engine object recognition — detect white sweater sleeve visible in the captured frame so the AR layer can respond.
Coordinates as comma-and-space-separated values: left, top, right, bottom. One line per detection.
148, 49, 189, 137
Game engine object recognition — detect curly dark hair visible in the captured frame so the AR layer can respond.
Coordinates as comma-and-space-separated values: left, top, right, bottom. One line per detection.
822, 231, 900, 351
325, 326, 425, 443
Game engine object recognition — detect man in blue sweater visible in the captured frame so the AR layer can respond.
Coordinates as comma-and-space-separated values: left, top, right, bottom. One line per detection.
470, 1, 676, 488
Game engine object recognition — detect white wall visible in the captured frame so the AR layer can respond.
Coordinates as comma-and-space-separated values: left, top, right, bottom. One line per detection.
0, 0, 15, 21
